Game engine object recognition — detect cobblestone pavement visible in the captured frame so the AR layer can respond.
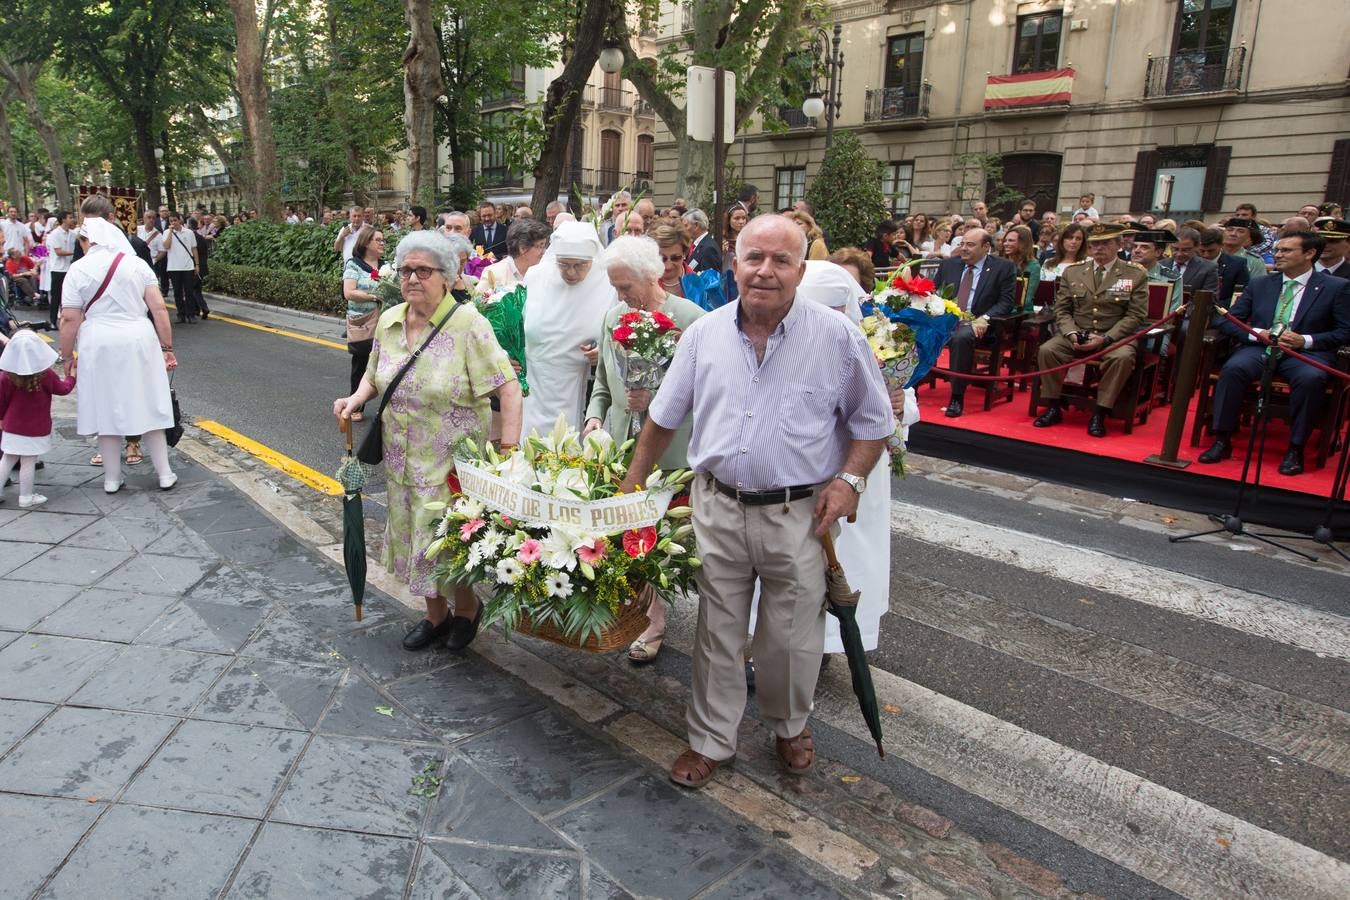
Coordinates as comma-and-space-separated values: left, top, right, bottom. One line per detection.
0, 424, 858, 900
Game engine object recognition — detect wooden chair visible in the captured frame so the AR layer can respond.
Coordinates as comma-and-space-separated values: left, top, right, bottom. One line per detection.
925, 279, 1026, 409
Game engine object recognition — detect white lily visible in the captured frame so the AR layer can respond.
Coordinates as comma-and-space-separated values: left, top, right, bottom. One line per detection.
541, 527, 581, 570
552, 467, 590, 500
582, 428, 614, 462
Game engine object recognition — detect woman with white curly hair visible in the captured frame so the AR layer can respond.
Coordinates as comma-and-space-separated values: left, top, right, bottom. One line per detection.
583, 234, 705, 664
334, 230, 522, 653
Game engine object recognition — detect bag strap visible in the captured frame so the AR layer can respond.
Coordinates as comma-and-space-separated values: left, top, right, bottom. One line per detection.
83, 253, 125, 313
172, 231, 195, 259
370, 302, 465, 422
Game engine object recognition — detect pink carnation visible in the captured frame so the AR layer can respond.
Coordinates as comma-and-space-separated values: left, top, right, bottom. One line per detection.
459, 518, 485, 541
517, 539, 542, 564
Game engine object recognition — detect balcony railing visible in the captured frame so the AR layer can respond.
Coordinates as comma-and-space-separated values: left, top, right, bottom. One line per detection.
681, 2, 694, 33
864, 84, 931, 123
179, 172, 233, 191
1144, 46, 1245, 99
777, 106, 812, 129
583, 85, 638, 112
560, 167, 647, 196
482, 86, 526, 110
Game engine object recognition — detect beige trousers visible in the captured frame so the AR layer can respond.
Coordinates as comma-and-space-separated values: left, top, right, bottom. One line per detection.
687, 476, 827, 760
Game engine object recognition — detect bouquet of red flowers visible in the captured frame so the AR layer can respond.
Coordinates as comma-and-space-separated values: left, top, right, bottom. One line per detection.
613, 309, 682, 437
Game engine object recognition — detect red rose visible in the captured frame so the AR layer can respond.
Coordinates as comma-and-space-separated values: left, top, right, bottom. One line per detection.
446, 470, 462, 494
622, 526, 658, 558
651, 311, 675, 330
612, 324, 635, 346
619, 311, 642, 325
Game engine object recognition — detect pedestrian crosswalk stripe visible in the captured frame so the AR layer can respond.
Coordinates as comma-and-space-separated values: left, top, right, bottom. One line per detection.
896, 570, 1350, 777
889, 502, 1350, 661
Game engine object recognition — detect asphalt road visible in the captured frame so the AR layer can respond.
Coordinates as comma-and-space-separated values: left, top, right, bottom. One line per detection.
17, 294, 1346, 898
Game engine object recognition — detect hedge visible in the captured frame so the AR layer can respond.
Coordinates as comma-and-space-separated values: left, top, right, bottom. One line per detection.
212, 221, 345, 275
204, 262, 345, 316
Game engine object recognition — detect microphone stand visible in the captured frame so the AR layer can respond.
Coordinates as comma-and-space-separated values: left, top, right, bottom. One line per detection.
1252, 409, 1350, 561
1170, 326, 1317, 560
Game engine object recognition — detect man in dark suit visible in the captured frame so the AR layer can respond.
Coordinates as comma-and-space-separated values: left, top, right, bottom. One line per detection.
1195, 226, 1251, 308
1199, 230, 1350, 475
469, 202, 507, 259
1172, 227, 1219, 296
683, 209, 722, 273
1313, 217, 1350, 279
933, 227, 1016, 417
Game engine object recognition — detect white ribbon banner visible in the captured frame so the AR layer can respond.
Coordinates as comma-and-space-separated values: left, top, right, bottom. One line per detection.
456, 460, 676, 533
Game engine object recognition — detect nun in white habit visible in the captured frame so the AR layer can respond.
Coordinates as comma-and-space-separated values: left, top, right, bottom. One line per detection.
749, 261, 915, 655
519, 221, 616, 439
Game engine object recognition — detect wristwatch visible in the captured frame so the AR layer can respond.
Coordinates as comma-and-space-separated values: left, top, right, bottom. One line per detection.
835, 472, 866, 494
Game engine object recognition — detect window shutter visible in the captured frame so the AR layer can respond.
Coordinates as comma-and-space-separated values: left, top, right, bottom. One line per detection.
1327, 138, 1350, 204
1130, 150, 1161, 212
1201, 145, 1231, 212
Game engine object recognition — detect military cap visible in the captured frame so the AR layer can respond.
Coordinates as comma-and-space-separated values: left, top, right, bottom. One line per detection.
1313, 216, 1350, 239
1084, 221, 1131, 242
1221, 217, 1264, 243
1131, 228, 1178, 245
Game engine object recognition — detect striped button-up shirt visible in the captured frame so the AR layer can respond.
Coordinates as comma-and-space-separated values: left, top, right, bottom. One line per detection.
649, 294, 893, 490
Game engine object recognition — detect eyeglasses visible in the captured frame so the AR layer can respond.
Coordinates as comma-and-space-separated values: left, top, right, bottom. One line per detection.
397, 265, 442, 280
661, 253, 686, 263
557, 261, 591, 273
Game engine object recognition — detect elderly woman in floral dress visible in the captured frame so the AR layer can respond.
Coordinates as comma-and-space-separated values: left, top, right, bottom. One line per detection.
334, 231, 521, 653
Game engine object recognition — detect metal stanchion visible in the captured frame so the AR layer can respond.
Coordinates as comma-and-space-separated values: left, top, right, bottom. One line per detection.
1145, 289, 1213, 468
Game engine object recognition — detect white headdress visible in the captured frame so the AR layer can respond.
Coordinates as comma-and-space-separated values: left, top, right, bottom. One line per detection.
800, 260, 866, 323
78, 215, 134, 255
0, 328, 59, 376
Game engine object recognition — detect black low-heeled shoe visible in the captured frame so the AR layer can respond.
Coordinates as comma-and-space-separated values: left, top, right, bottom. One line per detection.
402, 618, 451, 651
444, 603, 483, 651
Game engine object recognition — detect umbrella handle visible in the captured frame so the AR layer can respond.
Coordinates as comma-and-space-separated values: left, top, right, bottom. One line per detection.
820, 531, 842, 570
339, 416, 353, 453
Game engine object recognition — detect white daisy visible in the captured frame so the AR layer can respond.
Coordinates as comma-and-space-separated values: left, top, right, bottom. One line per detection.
495, 558, 523, 585
545, 572, 572, 598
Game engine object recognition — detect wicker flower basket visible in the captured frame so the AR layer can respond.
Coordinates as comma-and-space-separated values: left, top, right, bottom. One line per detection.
518, 595, 650, 653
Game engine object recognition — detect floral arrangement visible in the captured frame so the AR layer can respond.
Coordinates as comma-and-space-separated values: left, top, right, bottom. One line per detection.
30, 244, 48, 259
372, 263, 403, 307
426, 420, 700, 646
463, 247, 495, 279
476, 285, 528, 395
614, 309, 681, 438
861, 262, 962, 475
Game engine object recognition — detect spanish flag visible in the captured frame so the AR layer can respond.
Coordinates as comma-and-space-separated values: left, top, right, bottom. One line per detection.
984, 69, 1074, 110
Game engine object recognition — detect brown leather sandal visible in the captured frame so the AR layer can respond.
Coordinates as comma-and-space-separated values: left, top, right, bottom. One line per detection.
776, 727, 815, 775
669, 748, 731, 789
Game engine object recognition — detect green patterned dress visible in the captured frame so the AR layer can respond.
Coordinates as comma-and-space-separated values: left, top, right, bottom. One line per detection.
366, 293, 516, 597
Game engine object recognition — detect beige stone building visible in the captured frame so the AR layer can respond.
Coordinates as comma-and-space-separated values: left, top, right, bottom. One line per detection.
650, 0, 1350, 222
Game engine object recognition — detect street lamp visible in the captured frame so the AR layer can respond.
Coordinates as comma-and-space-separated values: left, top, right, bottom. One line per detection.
598, 46, 624, 75
801, 23, 844, 148
153, 148, 164, 211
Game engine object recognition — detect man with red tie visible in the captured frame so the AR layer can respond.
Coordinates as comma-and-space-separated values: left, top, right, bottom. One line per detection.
932, 227, 1016, 418
1198, 230, 1350, 476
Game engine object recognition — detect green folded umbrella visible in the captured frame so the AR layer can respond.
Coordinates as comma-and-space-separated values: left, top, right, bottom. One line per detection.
822, 531, 885, 758
337, 419, 370, 622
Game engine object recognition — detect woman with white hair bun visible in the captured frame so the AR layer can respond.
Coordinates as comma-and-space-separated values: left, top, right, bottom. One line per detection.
584, 234, 705, 665
334, 229, 521, 653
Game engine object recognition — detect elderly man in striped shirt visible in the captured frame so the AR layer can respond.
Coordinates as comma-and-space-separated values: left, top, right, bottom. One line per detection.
620, 214, 893, 789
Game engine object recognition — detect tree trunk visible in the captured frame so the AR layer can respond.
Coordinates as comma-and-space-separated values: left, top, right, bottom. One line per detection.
228, 0, 283, 221
402, 0, 443, 206
0, 89, 23, 212
0, 61, 72, 213
530, 0, 614, 216
676, 141, 715, 211
131, 108, 161, 210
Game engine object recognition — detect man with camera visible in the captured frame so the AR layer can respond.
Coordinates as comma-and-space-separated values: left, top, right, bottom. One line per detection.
1033, 222, 1148, 438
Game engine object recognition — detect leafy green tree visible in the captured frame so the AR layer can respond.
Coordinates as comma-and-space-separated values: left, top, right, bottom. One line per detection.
35, 0, 236, 209
803, 131, 888, 251
433, 0, 558, 203
617, 0, 823, 202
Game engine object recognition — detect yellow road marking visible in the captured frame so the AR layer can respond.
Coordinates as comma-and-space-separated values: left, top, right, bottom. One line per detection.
166, 303, 347, 351
196, 419, 343, 496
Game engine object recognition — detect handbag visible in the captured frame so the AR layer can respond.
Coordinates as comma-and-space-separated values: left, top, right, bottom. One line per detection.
346, 308, 378, 344
166, 373, 185, 447
356, 302, 464, 465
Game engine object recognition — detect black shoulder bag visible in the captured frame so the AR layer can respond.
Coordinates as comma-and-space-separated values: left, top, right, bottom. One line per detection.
356, 302, 464, 465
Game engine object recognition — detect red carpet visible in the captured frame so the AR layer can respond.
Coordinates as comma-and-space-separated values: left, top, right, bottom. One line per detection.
911, 376, 1340, 501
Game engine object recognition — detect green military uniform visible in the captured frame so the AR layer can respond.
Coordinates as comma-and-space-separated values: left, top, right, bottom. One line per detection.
1148, 261, 1183, 312
1038, 256, 1149, 408
1239, 248, 1267, 280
